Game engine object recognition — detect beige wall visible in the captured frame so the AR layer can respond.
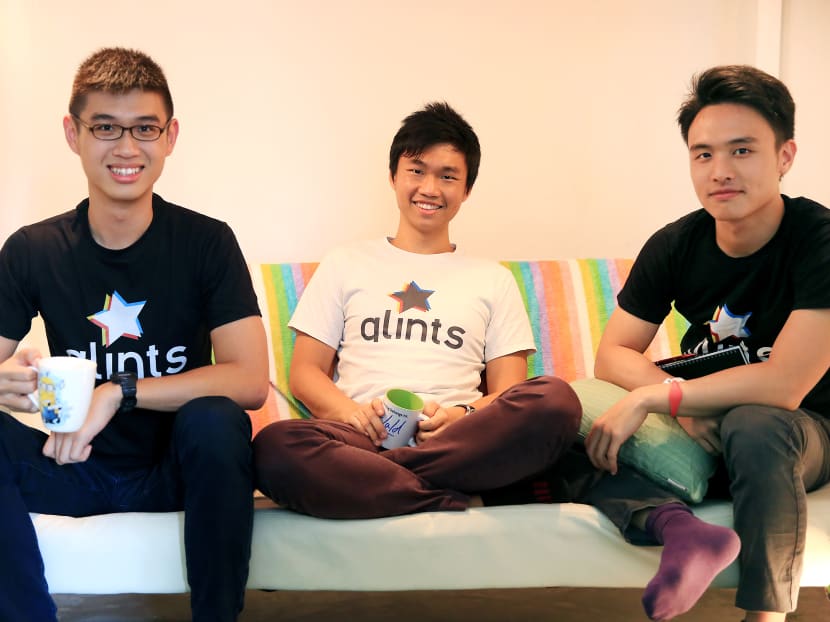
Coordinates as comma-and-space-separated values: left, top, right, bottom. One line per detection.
780, 0, 830, 203
2, 0, 828, 263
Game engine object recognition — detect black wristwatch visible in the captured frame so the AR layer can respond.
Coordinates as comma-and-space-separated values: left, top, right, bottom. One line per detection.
111, 372, 138, 413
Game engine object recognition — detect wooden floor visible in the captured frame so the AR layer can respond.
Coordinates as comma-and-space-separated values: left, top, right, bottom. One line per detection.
54, 587, 829, 621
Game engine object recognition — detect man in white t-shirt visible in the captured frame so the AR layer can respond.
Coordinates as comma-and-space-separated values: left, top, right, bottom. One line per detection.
253, 102, 581, 518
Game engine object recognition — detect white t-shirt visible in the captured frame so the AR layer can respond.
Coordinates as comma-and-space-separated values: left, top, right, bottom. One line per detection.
289, 238, 535, 406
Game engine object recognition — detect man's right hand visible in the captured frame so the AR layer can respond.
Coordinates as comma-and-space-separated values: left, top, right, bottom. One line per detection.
342, 399, 387, 446
0, 347, 41, 412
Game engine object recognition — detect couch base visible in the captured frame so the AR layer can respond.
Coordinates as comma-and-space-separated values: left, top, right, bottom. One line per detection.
35, 485, 830, 594
53, 587, 830, 622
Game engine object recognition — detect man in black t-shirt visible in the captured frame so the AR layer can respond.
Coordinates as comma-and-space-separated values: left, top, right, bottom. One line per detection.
582, 66, 830, 622
0, 48, 268, 622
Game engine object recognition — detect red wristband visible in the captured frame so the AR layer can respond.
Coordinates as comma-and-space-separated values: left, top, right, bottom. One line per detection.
668, 380, 683, 418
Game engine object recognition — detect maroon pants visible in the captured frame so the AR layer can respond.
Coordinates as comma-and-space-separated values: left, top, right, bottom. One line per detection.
252, 376, 581, 519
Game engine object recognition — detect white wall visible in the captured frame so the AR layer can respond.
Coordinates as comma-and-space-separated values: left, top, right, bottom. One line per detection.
780, 0, 830, 202
2, 0, 828, 263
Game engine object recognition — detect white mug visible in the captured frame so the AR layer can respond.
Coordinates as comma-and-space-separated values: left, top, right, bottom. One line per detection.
28, 356, 97, 433
380, 388, 425, 449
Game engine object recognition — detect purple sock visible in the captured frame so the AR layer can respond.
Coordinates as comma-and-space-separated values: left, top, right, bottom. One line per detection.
641, 503, 741, 621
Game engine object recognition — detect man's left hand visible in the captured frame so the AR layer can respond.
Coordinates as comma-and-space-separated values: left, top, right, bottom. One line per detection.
43, 382, 123, 465
414, 401, 468, 444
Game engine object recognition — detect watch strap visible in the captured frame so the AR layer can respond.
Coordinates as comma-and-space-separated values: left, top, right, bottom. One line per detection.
453, 404, 476, 416
112, 373, 137, 413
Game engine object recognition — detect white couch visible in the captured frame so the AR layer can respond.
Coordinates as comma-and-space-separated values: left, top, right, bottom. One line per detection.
14, 259, 830, 595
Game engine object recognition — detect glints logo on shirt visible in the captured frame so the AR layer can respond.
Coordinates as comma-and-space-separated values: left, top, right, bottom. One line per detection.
390, 281, 434, 313
707, 304, 752, 342
360, 280, 465, 349
71, 290, 188, 379
87, 291, 145, 347
692, 303, 770, 361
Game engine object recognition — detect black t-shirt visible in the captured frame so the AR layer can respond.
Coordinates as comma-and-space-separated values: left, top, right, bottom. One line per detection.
0, 194, 260, 467
618, 195, 830, 415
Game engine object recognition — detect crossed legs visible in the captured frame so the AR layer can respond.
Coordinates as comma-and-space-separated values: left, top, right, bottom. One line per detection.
253, 376, 582, 519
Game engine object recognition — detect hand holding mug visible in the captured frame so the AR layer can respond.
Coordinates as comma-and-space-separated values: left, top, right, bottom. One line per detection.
349, 399, 386, 446
29, 356, 97, 433
380, 389, 425, 449
0, 348, 42, 412
43, 381, 123, 465
412, 401, 454, 444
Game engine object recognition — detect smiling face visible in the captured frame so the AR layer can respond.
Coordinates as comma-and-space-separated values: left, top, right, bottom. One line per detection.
687, 103, 795, 235
64, 89, 178, 211
390, 143, 470, 253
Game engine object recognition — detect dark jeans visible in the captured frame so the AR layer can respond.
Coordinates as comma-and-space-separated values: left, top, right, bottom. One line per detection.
563, 404, 830, 613
253, 376, 582, 519
0, 396, 254, 622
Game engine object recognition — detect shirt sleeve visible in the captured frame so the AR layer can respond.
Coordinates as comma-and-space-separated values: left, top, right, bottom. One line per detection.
288, 250, 345, 351
0, 228, 38, 341
201, 222, 261, 330
483, 265, 536, 361
792, 216, 830, 311
617, 226, 677, 325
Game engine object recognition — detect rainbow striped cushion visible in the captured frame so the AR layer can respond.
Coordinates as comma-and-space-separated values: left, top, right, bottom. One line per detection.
252, 259, 687, 419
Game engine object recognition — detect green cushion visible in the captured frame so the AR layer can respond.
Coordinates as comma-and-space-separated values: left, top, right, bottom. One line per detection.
570, 377, 717, 503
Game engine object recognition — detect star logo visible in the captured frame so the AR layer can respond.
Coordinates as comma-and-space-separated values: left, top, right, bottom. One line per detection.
87, 291, 146, 347
707, 304, 752, 342
390, 281, 434, 313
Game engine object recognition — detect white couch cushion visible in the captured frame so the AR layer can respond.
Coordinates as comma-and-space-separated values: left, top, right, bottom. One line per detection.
34, 483, 830, 594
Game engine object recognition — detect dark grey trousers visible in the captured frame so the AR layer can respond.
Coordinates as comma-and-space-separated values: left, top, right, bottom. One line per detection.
563, 405, 830, 613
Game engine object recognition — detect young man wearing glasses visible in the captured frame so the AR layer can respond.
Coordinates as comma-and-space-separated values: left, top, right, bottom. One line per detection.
0, 47, 268, 622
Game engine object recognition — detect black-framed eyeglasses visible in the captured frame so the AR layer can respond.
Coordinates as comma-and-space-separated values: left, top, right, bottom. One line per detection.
71, 114, 171, 142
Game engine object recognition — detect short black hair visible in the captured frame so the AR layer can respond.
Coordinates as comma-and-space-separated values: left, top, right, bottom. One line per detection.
389, 102, 481, 192
677, 65, 794, 146
69, 47, 174, 120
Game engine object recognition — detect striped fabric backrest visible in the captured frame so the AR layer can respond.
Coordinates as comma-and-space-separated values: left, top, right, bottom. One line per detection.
252, 259, 687, 419
502, 259, 687, 381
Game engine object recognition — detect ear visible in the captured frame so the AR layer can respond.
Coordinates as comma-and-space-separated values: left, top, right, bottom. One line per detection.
63, 115, 80, 155
164, 118, 180, 155
778, 139, 797, 178
389, 170, 396, 189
